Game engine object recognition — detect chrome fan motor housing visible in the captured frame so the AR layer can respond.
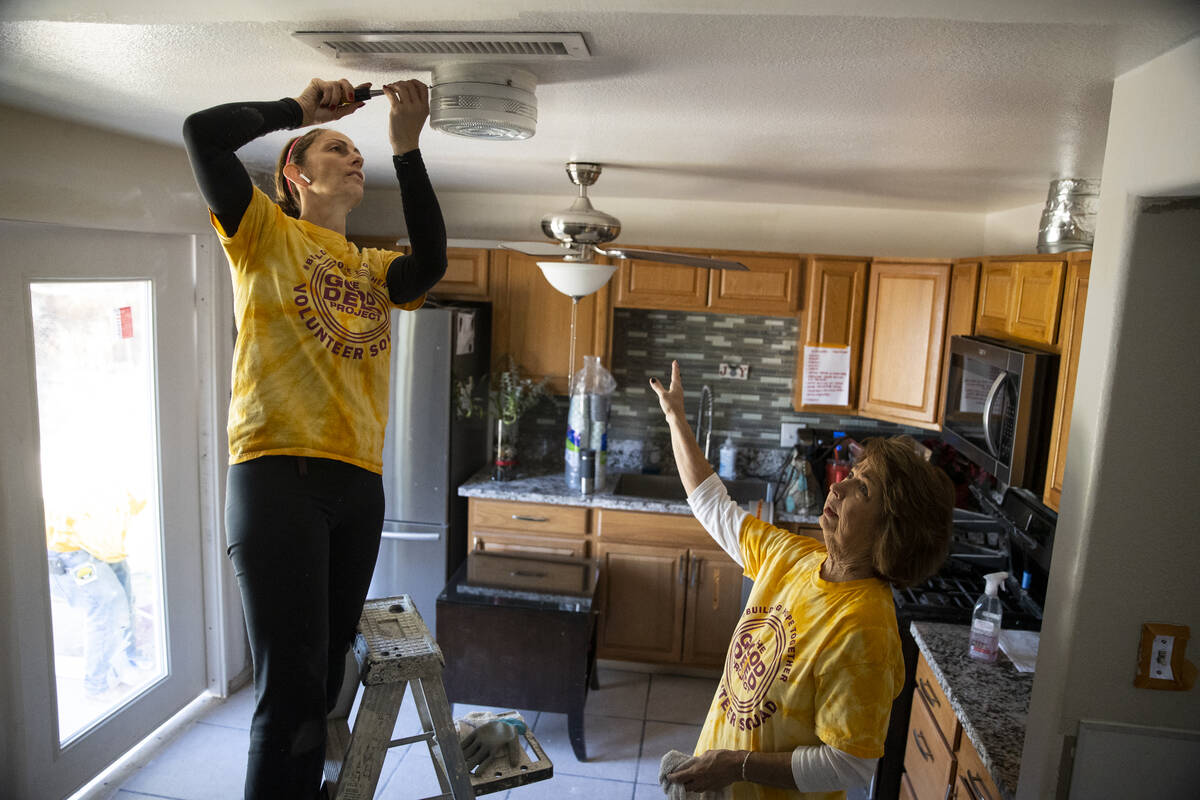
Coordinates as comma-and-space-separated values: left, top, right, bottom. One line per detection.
540, 196, 621, 245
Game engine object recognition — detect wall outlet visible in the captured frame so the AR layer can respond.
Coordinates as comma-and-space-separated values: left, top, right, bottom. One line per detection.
719, 362, 749, 380
780, 421, 805, 447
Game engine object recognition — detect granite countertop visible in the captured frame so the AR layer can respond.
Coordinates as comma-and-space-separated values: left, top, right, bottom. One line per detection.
457, 466, 823, 525
910, 621, 1032, 800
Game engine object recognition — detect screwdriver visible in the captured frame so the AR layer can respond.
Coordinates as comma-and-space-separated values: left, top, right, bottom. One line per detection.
332, 87, 385, 107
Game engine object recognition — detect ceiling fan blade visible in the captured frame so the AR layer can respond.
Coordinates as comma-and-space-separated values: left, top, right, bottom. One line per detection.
596, 247, 749, 270
498, 241, 575, 257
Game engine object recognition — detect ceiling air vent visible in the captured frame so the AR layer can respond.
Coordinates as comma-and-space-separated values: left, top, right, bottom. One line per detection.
293, 31, 591, 61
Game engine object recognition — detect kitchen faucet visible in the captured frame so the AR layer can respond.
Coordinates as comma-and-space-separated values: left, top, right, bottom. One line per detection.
695, 384, 713, 461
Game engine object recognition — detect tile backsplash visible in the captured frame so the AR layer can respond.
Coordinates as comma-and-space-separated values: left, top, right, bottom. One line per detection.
518, 307, 927, 478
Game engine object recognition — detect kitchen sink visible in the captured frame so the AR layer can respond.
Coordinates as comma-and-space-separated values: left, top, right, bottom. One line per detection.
612, 473, 771, 505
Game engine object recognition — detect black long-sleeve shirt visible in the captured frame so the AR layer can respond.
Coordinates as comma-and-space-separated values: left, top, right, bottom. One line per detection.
181, 98, 446, 304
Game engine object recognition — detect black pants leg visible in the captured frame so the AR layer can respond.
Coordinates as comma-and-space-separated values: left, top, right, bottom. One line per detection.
226, 456, 383, 800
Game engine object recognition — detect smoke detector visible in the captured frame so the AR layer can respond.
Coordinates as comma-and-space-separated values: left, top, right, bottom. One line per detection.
430, 63, 537, 141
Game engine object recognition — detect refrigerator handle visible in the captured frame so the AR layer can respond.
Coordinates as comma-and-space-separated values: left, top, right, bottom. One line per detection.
380, 531, 442, 542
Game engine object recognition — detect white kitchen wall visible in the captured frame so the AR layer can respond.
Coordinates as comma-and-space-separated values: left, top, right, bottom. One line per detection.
1020, 36, 1200, 797
352, 188, 998, 258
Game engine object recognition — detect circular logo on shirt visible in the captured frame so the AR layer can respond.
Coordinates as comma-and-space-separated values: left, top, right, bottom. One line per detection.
714, 604, 798, 730
292, 253, 393, 360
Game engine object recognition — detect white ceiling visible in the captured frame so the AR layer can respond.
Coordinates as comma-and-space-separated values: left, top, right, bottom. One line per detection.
2, 2, 1197, 214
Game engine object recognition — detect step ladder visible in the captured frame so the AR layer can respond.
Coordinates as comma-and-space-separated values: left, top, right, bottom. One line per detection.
324, 595, 553, 800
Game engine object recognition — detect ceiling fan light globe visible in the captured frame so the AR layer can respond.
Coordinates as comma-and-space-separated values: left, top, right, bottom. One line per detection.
537, 261, 617, 298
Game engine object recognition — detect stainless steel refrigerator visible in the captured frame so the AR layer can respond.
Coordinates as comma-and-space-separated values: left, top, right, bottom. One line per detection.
367, 302, 490, 634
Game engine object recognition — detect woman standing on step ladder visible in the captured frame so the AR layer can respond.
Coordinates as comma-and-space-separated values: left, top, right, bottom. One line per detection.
183, 77, 447, 799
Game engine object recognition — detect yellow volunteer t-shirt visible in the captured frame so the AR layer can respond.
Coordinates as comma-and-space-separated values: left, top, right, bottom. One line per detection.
213, 187, 423, 473
694, 516, 905, 800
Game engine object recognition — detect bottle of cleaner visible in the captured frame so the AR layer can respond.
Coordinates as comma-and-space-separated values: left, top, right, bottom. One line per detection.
718, 436, 737, 480
968, 572, 1008, 663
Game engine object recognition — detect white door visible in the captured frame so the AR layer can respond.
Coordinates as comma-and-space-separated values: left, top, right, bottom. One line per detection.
0, 221, 207, 799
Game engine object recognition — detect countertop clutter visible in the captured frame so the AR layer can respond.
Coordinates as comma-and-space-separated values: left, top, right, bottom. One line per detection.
457, 467, 823, 525
911, 621, 1032, 800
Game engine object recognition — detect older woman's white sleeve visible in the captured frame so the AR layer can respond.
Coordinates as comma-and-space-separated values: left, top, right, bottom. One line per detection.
791, 745, 877, 792
686, 473, 748, 567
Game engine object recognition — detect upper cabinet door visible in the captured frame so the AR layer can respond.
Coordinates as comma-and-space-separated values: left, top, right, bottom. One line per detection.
938, 259, 982, 427
974, 257, 1067, 348
975, 261, 1016, 337
435, 247, 491, 299
858, 259, 952, 428
707, 253, 803, 316
1044, 252, 1091, 511
614, 253, 709, 310
491, 250, 612, 395
792, 256, 869, 413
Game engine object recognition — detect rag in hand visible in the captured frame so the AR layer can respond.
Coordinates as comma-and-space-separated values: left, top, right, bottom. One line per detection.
658, 750, 733, 800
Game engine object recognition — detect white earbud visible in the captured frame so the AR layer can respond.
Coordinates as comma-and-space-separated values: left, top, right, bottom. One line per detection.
300, 174, 313, 184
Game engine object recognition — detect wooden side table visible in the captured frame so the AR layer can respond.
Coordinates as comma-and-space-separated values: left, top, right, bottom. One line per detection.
436, 558, 600, 762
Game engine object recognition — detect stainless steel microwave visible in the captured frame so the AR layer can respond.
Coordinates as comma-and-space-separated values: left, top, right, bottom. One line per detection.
942, 336, 1059, 489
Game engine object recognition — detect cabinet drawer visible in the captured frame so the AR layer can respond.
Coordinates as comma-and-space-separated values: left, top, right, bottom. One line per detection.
904, 692, 956, 800
470, 530, 589, 559
915, 654, 959, 746
469, 499, 590, 536
596, 508, 713, 547
955, 733, 1002, 800
466, 550, 592, 594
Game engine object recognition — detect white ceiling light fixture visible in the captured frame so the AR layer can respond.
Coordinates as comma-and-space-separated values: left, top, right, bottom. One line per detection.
429, 63, 537, 141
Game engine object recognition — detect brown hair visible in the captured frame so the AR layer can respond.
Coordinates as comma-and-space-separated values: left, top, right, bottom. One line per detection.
274, 129, 327, 218
861, 436, 954, 588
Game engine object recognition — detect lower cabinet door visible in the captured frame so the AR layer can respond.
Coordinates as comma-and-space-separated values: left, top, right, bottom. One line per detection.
903, 692, 956, 800
596, 541, 686, 662
681, 549, 744, 666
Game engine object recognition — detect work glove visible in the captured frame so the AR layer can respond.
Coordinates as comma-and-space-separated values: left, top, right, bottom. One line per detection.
460, 718, 525, 771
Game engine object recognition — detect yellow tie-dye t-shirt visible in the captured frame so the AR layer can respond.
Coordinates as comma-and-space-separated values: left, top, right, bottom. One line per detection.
693, 516, 905, 800
212, 187, 423, 473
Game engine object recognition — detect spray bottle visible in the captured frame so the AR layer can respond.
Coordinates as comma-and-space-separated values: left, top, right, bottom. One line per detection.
968, 571, 1008, 663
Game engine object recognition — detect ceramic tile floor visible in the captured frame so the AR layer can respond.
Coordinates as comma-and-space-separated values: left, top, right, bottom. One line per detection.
106, 668, 721, 800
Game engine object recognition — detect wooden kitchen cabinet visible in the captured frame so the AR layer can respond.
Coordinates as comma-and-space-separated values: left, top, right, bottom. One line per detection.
594, 539, 688, 663
596, 509, 741, 666
491, 249, 612, 395
706, 252, 803, 315
937, 259, 981, 427
614, 248, 802, 316
1043, 252, 1090, 511
857, 259, 952, 428
614, 250, 709, 310
682, 548, 746, 665
346, 239, 492, 300
953, 731, 1003, 800
467, 498, 590, 558
973, 256, 1067, 348
792, 255, 870, 413
903, 652, 959, 800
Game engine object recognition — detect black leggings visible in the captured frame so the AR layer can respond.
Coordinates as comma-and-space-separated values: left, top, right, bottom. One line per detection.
226, 455, 384, 800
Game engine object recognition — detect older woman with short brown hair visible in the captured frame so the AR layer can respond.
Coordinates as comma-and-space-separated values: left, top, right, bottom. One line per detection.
649, 361, 952, 799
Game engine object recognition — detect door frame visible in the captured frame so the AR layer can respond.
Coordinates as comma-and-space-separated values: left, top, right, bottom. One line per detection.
0, 222, 239, 798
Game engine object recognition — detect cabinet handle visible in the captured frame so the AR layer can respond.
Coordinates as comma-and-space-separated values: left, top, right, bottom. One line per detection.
511, 514, 549, 522
690, 558, 701, 588
510, 570, 547, 578
911, 729, 934, 762
966, 771, 994, 800
959, 775, 977, 800
678, 554, 687, 585
918, 677, 941, 708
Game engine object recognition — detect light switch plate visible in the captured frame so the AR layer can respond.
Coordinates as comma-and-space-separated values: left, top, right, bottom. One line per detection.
780, 421, 805, 447
1134, 622, 1193, 690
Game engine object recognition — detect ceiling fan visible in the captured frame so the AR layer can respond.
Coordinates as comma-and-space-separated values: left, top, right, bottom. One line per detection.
500, 162, 748, 298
